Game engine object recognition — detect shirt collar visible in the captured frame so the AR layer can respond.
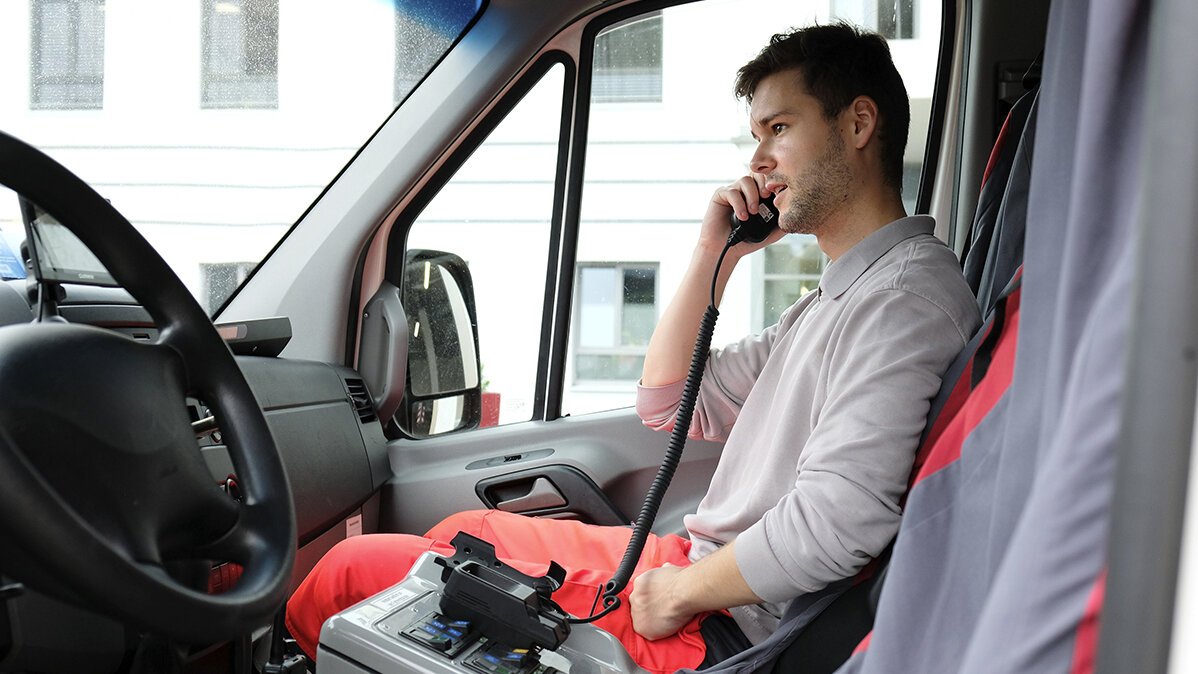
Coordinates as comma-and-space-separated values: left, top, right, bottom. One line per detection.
818, 215, 936, 300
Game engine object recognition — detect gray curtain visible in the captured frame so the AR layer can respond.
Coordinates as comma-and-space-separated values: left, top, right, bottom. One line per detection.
840, 0, 1172, 671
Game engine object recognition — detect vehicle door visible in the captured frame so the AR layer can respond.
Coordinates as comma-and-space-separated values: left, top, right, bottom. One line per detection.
358, 0, 948, 539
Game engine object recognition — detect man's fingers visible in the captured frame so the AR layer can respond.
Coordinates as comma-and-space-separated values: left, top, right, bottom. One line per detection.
719, 177, 764, 221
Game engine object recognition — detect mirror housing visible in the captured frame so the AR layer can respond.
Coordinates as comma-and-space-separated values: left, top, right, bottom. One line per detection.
358, 280, 409, 424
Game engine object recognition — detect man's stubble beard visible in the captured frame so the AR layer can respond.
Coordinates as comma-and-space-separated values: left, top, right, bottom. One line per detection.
778, 128, 854, 236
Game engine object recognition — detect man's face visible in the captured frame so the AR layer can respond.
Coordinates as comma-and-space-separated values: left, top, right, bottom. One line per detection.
748, 69, 853, 235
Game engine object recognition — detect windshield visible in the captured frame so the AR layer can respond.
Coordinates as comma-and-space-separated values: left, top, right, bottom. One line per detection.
0, 0, 482, 314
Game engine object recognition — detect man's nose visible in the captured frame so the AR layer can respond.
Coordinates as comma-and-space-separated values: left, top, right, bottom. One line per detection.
750, 142, 773, 175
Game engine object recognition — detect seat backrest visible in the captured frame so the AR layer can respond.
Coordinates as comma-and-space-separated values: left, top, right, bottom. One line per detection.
962, 56, 1040, 315
962, 88, 1039, 319
760, 274, 1023, 674
833, 0, 1146, 667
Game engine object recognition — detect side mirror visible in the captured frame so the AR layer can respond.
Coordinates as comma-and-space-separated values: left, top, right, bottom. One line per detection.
397, 249, 482, 437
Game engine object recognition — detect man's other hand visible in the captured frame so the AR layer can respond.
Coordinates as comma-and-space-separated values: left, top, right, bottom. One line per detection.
628, 541, 765, 640
629, 563, 695, 640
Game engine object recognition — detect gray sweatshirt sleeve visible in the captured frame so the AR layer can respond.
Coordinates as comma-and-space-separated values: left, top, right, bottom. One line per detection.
635, 302, 803, 441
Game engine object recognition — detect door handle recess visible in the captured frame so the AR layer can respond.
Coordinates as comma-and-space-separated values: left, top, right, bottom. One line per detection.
494, 477, 567, 512
476, 465, 627, 525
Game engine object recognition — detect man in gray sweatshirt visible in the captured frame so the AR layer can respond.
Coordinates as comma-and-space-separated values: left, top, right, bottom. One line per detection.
629, 22, 980, 646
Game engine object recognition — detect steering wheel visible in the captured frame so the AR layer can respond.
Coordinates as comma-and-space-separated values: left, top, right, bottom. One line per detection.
0, 131, 295, 643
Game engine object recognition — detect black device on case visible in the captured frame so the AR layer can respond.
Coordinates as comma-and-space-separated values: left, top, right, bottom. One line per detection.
434, 532, 571, 651
728, 192, 779, 244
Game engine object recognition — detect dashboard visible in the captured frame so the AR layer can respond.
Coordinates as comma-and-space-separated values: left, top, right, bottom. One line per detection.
0, 277, 391, 670
0, 279, 389, 546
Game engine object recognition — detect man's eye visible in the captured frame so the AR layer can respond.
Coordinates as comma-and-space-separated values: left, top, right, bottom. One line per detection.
772, 124, 786, 135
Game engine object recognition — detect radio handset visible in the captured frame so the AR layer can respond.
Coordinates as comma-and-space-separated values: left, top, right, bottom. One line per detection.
728, 192, 779, 245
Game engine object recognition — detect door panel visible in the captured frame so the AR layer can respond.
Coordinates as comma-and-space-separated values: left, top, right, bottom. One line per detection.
380, 408, 721, 537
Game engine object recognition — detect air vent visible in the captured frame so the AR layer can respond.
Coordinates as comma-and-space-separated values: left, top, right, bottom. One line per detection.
345, 378, 378, 424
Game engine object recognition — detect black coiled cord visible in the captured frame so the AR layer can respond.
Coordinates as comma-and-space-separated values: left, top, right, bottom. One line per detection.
569, 238, 736, 624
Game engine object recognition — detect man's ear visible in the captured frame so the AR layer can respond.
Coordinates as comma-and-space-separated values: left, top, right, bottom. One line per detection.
846, 95, 880, 150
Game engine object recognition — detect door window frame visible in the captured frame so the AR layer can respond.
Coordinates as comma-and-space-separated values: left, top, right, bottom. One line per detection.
377, 52, 577, 432
377, 0, 955, 428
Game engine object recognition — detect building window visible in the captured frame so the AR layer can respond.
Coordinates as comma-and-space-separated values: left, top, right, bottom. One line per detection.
592, 12, 663, 103
575, 263, 658, 381
201, 0, 279, 109
200, 261, 255, 314
30, 0, 105, 110
758, 237, 827, 330
832, 0, 918, 40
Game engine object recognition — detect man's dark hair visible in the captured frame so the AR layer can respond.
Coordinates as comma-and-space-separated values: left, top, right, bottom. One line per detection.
735, 23, 910, 192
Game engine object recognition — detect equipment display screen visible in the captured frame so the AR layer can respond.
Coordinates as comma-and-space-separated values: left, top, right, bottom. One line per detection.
20, 198, 117, 287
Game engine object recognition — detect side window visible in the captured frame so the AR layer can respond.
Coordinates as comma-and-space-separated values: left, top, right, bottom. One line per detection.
30, 0, 105, 110
401, 63, 566, 432
201, 0, 279, 109
562, 0, 942, 416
